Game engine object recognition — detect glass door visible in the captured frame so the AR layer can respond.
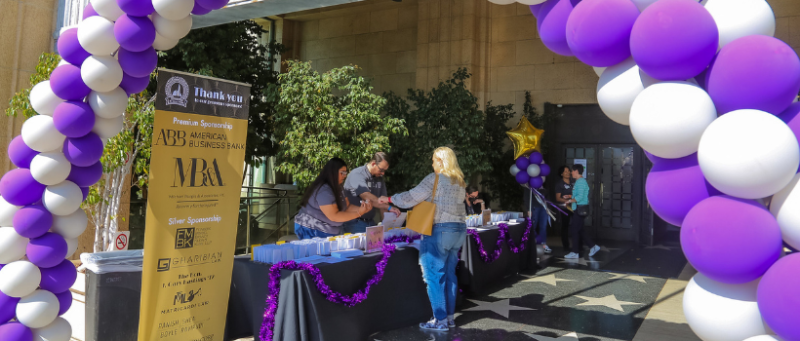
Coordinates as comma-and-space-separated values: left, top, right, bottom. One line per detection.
598, 146, 639, 241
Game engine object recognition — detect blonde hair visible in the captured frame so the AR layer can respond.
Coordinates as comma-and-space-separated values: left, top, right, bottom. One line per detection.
432, 147, 466, 188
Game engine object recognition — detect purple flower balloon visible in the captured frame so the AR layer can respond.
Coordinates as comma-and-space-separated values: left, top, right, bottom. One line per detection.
40, 259, 77, 293
0, 169, 46, 206
528, 151, 543, 164
8, 136, 39, 169
706, 35, 800, 115
114, 15, 156, 53
117, 0, 154, 17
779, 102, 800, 173
50, 64, 91, 101
529, 176, 543, 188
646, 154, 721, 227
53, 101, 96, 138
63, 132, 104, 167
80, 186, 90, 201
27, 232, 69, 268
83, 3, 98, 19
57, 28, 91, 66
13, 204, 53, 239
192, 2, 212, 15
566, 0, 639, 67
630, 0, 718, 81
55, 290, 72, 315
67, 161, 103, 187
681, 196, 782, 284
536, 0, 578, 56
0, 322, 33, 341
540, 164, 551, 177
757, 253, 800, 341
0, 291, 20, 324
196, 0, 227, 10
515, 171, 531, 184
515, 157, 531, 170
118, 47, 158, 78
119, 72, 150, 95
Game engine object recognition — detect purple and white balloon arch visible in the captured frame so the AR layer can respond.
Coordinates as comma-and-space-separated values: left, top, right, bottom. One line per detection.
0, 0, 226, 338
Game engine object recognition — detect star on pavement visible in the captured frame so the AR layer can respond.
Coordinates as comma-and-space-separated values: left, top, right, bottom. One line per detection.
557, 257, 600, 266
606, 273, 650, 284
574, 294, 643, 312
463, 299, 535, 318
522, 274, 575, 287
524, 331, 580, 340
645, 244, 673, 251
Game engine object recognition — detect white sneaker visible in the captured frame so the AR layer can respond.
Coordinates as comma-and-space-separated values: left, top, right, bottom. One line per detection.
542, 245, 552, 254
564, 252, 579, 259
589, 245, 601, 257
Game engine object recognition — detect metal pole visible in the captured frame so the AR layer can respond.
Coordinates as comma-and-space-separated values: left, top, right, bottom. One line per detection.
246, 202, 251, 254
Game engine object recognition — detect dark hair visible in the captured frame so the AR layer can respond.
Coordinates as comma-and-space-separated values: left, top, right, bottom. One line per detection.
572, 164, 584, 175
301, 158, 347, 210
370, 152, 389, 165
465, 185, 478, 194
557, 166, 571, 176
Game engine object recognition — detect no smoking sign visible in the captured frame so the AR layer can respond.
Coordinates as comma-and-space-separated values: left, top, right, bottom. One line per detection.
113, 231, 130, 251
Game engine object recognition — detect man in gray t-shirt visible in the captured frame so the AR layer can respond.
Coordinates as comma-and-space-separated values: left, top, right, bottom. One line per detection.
342, 152, 401, 233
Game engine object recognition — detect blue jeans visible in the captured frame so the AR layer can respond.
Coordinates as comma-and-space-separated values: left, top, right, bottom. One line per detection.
342, 219, 370, 234
294, 223, 337, 240
532, 204, 549, 244
419, 222, 466, 320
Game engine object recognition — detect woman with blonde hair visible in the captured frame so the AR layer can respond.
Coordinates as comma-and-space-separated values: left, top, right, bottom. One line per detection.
378, 147, 467, 331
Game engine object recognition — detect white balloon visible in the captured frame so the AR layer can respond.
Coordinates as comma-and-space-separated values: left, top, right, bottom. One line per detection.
770, 173, 800, 250
43, 181, 83, 216
510, 164, 520, 176
488, 0, 516, 4
17, 290, 59, 328
92, 115, 124, 138
698, 110, 799, 199
630, 81, 717, 159
81, 56, 123, 93
33, 317, 72, 341
743, 336, 784, 341
517, 0, 547, 4
77, 16, 119, 56
631, 0, 659, 12
153, 31, 179, 51
701, 0, 776, 49
21, 116, 67, 153
65, 238, 78, 259
0, 261, 42, 298
30, 81, 64, 116
30, 152, 72, 186
57, 59, 71, 67
153, 0, 194, 20
0, 227, 29, 264
87, 88, 127, 119
52, 209, 88, 240
0, 196, 21, 226
152, 13, 192, 40
527, 164, 541, 177
596, 58, 658, 126
684, 273, 768, 341
89, 0, 123, 21
593, 67, 606, 77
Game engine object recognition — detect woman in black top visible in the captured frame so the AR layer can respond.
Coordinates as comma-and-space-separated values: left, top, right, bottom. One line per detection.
464, 185, 485, 215
554, 166, 573, 250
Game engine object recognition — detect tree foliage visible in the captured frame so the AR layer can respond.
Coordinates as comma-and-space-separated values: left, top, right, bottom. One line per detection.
273, 60, 407, 189
6, 53, 61, 118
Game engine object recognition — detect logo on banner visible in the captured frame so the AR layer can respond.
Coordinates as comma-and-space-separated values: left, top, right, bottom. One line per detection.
157, 258, 172, 272
165, 77, 189, 107
174, 288, 202, 305
175, 228, 195, 249
172, 158, 225, 187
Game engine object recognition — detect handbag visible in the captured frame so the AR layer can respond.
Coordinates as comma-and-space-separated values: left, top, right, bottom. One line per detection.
575, 205, 590, 217
406, 174, 439, 236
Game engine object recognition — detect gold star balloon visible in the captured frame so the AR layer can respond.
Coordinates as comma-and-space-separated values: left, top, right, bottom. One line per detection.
506, 117, 544, 159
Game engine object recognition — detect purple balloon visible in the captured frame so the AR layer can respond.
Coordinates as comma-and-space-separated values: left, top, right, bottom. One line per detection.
13, 205, 53, 239
646, 154, 721, 227
566, 0, 639, 67
706, 36, 800, 115
196, 0, 227, 10
644, 150, 668, 164
529, 176, 543, 188
53, 101, 96, 138
779, 102, 800, 173
540, 164, 551, 176
681, 196, 783, 284
515, 157, 531, 170
536, 0, 578, 56
515, 171, 531, 184
27, 232, 69, 268
0, 322, 33, 341
40, 259, 77, 293
529, 3, 544, 17
119, 72, 150, 95
8, 136, 39, 169
114, 15, 156, 53
630, 0, 718, 81
0, 169, 46, 206
0, 291, 20, 324
80, 186, 90, 201
758, 253, 800, 341
50, 64, 91, 101
57, 28, 91, 66
528, 151, 543, 164
63, 132, 104, 167
67, 161, 103, 187
118, 47, 157, 78
117, 0, 154, 16
83, 3, 98, 19
192, 2, 212, 15
55, 290, 72, 315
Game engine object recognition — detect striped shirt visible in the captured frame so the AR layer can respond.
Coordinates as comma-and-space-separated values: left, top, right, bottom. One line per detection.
572, 178, 589, 210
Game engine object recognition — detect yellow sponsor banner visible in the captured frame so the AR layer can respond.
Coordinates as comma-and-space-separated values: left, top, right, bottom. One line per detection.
138, 69, 250, 341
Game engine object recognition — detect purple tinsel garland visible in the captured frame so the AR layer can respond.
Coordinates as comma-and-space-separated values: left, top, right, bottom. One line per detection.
466, 218, 533, 263
259, 243, 397, 341
384, 234, 421, 244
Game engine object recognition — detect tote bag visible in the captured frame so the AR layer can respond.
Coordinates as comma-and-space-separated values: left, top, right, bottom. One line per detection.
406, 174, 439, 236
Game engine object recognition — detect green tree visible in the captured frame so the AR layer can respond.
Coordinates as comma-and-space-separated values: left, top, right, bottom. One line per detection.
6, 53, 61, 118
383, 68, 490, 193
274, 60, 407, 189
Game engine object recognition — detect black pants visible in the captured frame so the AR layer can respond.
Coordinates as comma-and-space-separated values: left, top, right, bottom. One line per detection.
570, 213, 595, 254
560, 212, 571, 250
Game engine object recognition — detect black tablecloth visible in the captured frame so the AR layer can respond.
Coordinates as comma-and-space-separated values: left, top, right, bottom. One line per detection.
458, 222, 537, 296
